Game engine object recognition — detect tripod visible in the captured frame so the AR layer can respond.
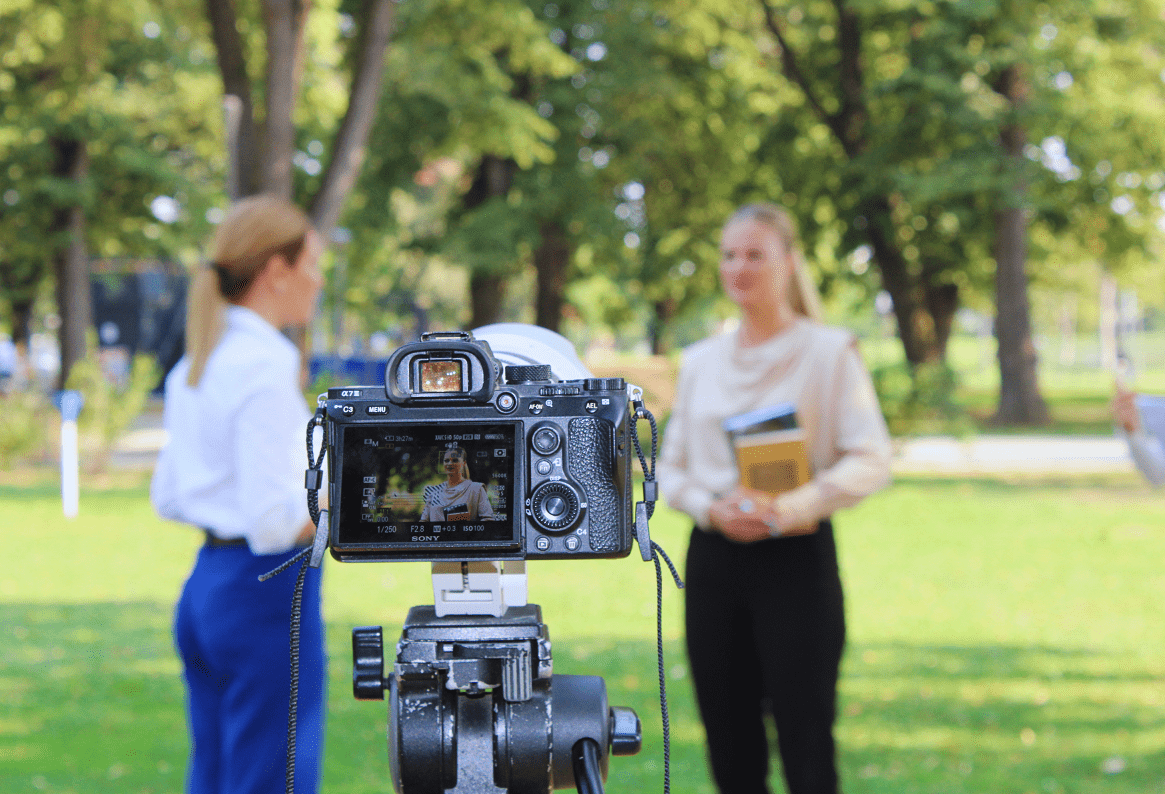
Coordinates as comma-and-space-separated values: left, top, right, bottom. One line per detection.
351, 561, 642, 794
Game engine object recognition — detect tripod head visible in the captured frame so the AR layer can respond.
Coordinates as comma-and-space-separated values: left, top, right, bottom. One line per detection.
351, 564, 641, 793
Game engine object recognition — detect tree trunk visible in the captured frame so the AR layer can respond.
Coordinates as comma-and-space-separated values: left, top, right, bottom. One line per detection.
10, 297, 33, 352
924, 281, 959, 357
533, 221, 570, 333
469, 273, 507, 329
309, 0, 396, 240
51, 137, 92, 390
992, 65, 1047, 426
462, 155, 517, 328
260, 0, 310, 197
205, 0, 260, 196
650, 298, 677, 355
862, 198, 943, 365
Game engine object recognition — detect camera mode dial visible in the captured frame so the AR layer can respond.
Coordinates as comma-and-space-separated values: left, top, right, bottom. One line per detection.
528, 481, 581, 533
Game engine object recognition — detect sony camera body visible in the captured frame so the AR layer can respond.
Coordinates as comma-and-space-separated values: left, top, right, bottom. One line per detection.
321, 331, 634, 563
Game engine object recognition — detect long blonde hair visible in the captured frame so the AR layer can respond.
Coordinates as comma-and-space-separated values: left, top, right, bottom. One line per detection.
724, 203, 824, 321
185, 195, 312, 386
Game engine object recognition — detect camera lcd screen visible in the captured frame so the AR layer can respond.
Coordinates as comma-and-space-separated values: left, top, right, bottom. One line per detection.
337, 422, 519, 550
419, 360, 463, 393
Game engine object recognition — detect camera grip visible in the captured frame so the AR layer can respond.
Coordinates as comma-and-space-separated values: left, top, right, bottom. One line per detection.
567, 417, 622, 553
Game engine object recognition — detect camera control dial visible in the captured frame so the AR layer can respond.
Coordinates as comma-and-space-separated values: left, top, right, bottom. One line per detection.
505, 364, 552, 383
531, 426, 561, 455
528, 481, 582, 532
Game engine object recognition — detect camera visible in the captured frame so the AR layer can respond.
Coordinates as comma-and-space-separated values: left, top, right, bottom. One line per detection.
320, 329, 634, 563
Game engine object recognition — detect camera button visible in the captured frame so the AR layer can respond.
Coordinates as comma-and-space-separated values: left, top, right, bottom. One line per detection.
564, 535, 581, 552
532, 427, 560, 455
495, 392, 518, 413
584, 399, 599, 413
528, 401, 545, 415
535, 459, 553, 476
535, 536, 551, 551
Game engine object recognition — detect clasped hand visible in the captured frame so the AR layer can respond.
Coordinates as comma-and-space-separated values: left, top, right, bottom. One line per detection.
706, 488, 772, 543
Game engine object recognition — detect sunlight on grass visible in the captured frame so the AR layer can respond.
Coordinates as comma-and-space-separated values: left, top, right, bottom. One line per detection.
1, 473, 1163, 793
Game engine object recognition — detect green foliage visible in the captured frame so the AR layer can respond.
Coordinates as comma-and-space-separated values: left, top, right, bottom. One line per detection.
871, 360, 973, 435
65, 353, 158, 473
0, 0, 225, 341
0, 388, 51, 468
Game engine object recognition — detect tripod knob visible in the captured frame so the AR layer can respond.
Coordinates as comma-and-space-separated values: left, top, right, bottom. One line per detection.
609, 706, 641, 756
352, 626, 386, 700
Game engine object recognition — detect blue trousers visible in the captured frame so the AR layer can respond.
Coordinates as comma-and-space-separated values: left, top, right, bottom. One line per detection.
174, 544, 326, 794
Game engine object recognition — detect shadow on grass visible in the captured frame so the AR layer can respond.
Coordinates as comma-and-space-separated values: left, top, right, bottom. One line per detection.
838, 642, 1165, 794
3, 602, 1161, 794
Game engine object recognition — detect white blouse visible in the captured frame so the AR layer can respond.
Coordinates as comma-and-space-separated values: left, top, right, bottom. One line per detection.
658, 319, 892, 530
151, 306, 312, 555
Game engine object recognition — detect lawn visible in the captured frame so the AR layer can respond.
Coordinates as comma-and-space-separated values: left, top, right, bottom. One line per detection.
1, 470, 1163, 794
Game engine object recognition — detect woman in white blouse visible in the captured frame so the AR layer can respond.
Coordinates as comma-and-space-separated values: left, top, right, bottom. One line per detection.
658, 203, 892, 794
151, 195, 325, 794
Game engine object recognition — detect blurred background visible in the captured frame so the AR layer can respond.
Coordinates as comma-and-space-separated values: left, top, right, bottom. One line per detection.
3, 2, 1165, 793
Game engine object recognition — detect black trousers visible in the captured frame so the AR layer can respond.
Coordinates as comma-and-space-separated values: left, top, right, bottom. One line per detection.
685, 523, 845, 794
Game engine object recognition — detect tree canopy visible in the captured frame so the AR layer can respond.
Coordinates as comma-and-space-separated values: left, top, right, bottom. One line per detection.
2, 0, 1165, 423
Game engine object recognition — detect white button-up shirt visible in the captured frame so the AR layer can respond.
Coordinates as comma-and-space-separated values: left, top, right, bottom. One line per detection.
151, 306, 312, 555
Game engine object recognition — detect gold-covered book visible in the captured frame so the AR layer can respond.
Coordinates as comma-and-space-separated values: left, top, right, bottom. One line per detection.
723, 403, 811, 496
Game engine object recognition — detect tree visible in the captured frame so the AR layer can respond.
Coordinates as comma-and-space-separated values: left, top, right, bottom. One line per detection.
203, 0, 396, 241
0, 0, 224, 386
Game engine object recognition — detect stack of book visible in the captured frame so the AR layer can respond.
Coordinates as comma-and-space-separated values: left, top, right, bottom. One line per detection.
722, 403, 810, 496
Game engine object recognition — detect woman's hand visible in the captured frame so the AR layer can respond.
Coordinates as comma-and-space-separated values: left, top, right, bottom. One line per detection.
709, 487, 779, 543
1113, 384, 1140, 434
709, 486, 820, 542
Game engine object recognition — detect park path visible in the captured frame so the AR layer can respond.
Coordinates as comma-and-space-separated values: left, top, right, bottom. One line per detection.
110, 404, 1134, 477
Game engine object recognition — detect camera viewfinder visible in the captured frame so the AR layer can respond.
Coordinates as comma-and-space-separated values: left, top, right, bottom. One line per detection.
419, 360, 463, 393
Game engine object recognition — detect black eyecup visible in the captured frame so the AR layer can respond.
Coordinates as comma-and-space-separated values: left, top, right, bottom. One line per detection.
383, 338, 497, 405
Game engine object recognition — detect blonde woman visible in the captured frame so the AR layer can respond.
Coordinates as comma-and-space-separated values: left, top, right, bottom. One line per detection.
658, 203, 892, 794
421, 446, 495, 522
151, 195, 326, 794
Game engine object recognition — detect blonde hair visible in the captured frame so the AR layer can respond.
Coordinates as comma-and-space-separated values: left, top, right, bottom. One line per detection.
725, 203, 825, 321
441, 447, 471, 480
185, 195, 312, 386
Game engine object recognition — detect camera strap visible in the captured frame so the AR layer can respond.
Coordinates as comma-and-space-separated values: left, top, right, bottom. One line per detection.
255, 406, 329, 794
631, 389, 685, 794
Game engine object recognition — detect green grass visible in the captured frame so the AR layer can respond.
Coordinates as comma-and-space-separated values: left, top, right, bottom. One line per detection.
2, 473, 1164, 793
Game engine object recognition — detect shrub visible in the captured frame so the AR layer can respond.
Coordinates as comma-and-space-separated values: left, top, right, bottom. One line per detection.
871, 361, 972, 436
66, 353, 159, 472
0, 388, 52, 468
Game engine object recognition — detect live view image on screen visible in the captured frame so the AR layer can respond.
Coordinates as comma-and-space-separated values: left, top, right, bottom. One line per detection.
339, 423, 517, 545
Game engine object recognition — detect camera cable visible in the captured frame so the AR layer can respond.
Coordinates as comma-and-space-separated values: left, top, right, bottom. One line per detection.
632, 397, 685, 794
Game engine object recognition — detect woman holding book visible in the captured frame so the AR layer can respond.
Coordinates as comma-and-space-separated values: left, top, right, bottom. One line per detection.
658, 203, 892, 794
